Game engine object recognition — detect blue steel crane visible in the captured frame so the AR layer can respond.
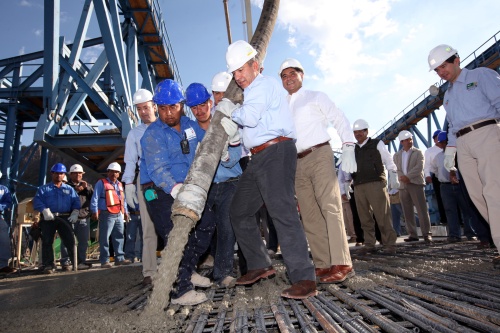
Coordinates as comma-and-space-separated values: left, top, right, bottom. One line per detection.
0, 0, 180, 208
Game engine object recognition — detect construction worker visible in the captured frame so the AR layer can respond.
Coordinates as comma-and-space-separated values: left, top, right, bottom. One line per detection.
33, 163, 81, 274
278, 58, 356, 283
122, 88, 158, 286
185, 82, 242, 288
428, 44, 500, 267
351, 119, 399, 255
60, 164, 94, 270
0, 171, 15, 274
424, 130, 447, 225
393, 131, 432, 243
211, 71, 232, 106
140, 79, 215, 305
90, 162, 131, 268
217, 40, 316, 299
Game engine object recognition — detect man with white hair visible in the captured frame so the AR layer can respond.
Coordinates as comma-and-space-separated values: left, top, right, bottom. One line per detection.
428, 44, 500, 266
122, 88, 158, 286
279, 58, 357, 283
351, 119, 399, 254
393, 130, 432, 243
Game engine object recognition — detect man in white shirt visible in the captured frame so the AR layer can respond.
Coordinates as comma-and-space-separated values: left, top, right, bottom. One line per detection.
351, 119, 399, 254
279, 58, 356, 284
122, 89, 157, 286
424, 130, 447, 225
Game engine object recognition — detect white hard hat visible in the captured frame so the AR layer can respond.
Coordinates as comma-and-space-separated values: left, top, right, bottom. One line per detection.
133, 89, 154, 105
398, 130, 413, 141
211, 72, 232, 92
107, 162, 122, 172
63, 174, 68, 182
0, 171, 2, 178
428, 44, 458, 71
226, 40, 258, 73
69, 164, 85, 173
279, 58, 305, 76
353, 119, 369, 131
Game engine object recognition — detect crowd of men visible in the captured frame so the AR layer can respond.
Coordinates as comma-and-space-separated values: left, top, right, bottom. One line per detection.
0, 41, 498, 305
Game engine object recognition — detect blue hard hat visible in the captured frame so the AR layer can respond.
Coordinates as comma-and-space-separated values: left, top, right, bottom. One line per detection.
437, 131, 448, 142
153, 79, 185, 105
51, 163, 67, 173
185, 83, 211, 107
432, 129, 442, 138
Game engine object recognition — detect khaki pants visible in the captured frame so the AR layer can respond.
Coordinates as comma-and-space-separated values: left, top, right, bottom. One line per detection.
399, 183, 431, 238
137, 174, 157, 278
295, 145, 351, 268
342, 201, 356, 238
457, 123, 500, 249
354, 181, 397, 248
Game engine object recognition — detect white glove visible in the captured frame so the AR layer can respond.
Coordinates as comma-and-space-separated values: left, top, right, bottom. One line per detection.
443, 146, 457, 172
388, 170, 400, 190
68, 209, 80, 223
170, 183, 182, 199
125, 183, 139, 208
42, 208, 54, 221
221, 139, 230, 162
216, 98, 238, 117
221, 118, 240, 145
343, 182, 353, 200
337, 143, 357, 173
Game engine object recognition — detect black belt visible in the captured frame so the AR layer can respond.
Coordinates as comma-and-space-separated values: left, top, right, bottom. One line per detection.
456, 119, 498, 138
129, 211, 141, 215
297, 141, 330, 159
440, 182, 452, 184
54, 213, 70, 217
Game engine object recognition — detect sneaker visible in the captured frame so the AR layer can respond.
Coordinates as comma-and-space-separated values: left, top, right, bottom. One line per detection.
77, 263, 91, 270
218, 276, 236, 288
171, 290, 207, 306
0, 266, 17, 274
101, 262, 112, 269
191, 272, 212, 287
44, 266, 55, 274
114, 259, 132, 266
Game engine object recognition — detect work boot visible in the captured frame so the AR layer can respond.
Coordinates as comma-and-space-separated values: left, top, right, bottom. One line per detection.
281, 280, 318, 299
319, 265, 355, 284
236, 266, 276, 285
191, 272, 212, 288
171, 290, 207, 306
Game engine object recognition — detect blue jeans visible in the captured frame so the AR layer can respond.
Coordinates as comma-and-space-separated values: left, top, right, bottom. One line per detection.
458, 177, 492, 242
440, 183, 470, 238
0, 217, 11, 268
40, 217, 75, 268
124, 213, 143, 260
390, 203, 403, 236
206, 180, 238, 283
230, 140, 315, 283
60, 218, 90, 265
146, 188, 216, 298
98, 211, 125, 264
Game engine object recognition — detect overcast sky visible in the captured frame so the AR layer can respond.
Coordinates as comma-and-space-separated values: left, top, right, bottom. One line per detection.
1, 0, 499, 148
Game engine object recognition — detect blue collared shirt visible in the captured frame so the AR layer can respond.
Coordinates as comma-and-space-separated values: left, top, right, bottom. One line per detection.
140, 116, 205, 193
231, 74, 296, 149
444, 67, 500, 146
33, 182, 80, 213
90, 178, 128, 214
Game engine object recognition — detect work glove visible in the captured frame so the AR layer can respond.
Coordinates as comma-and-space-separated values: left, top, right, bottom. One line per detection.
125, 183, 139, 208
337, 143, 357, 173
221, 139, 230, 162
216, 98, 239, 117
42, 208, 54, 221
344, 182, 353, 200
170, 183, 182, 199
68, 209, 80, 223
221, 118, 240, 145
443, 146, 457, 172
388, 170, 400, 190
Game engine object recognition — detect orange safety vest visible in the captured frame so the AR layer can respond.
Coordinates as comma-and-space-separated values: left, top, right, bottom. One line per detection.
101, 178, 125, 214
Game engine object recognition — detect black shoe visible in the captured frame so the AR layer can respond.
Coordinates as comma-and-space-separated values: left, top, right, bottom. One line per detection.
448, 237, 461, 243
404, 237, 419, 242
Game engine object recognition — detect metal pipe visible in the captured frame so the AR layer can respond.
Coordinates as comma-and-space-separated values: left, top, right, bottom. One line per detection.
270, 302, 294, 333
288, 299, 318, 333
302, 298, 343, 332
244, 0, 253, 41
223, 0, 232, 44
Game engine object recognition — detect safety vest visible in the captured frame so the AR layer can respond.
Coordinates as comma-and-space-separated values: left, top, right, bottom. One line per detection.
101, 178, 125, 214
